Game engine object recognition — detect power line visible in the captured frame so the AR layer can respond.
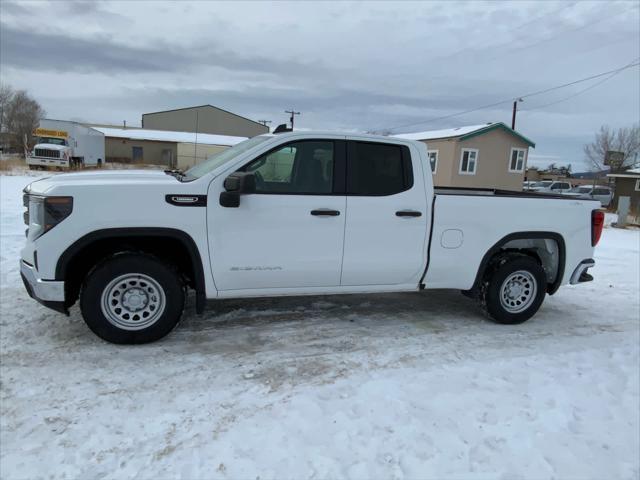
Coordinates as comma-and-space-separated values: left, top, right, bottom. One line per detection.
382, 60, 640, 133
485, 4, 637, 62
430, 2, 578, 64
521, 58, 639, 112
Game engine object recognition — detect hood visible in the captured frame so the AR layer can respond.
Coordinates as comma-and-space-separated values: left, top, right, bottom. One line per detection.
25, 169, 179, 195
33, 143, 69, 151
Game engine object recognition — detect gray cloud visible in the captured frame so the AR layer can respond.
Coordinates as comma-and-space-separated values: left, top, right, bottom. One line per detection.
0, 23, 188, 73
0, 21, 329, 78
1, 0, 638, 170
0, 1, 30, 16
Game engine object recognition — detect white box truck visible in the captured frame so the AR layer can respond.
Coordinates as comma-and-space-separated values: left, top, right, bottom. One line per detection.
26, 119, 105, 170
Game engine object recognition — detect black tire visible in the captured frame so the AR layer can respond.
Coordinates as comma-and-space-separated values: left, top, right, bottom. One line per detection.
480, 253, 547, 325
80, 253, 185, 344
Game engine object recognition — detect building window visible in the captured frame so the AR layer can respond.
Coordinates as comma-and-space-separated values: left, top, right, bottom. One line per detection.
635, 179, 640, 191
459, 148, 478, 175
427, 150, 438, 174
509, 148, 526, 172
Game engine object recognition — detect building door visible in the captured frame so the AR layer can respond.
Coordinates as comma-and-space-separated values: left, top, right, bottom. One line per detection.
162, 149, 173, 167
132, 146, 143, 163
208, 139, 347, 292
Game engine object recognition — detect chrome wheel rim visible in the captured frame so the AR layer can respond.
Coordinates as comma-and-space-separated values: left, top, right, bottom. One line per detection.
499, 270, 537, 314
100, 273, 166, 330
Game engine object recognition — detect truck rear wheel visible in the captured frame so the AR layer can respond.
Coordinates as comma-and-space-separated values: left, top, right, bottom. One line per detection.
480, 253, 546, 324
80, 253, 185, 344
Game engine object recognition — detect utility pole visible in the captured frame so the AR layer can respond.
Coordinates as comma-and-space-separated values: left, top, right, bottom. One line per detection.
511, 98, 523, 130
285, 109, 300, 130
194, 110, 199, 167
257, 120, 271, 130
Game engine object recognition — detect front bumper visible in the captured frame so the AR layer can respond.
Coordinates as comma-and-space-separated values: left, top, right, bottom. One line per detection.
27, 156, 69, 168
20, 260, 67, 314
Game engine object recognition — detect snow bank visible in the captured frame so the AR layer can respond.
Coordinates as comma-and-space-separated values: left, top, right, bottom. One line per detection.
1, 175, 638, 479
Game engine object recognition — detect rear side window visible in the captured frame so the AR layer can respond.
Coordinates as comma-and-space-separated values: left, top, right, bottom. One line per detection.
347, 141, 412, 196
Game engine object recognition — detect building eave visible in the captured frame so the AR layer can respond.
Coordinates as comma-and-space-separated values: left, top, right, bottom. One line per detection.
458, 122, 536, 148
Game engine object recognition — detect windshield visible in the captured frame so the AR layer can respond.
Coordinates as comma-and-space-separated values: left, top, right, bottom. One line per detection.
183, 136, 271, 180
37, 137, 67, 146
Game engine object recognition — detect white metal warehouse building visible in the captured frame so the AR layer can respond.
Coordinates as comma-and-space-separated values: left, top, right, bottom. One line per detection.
92, 127, 247, 169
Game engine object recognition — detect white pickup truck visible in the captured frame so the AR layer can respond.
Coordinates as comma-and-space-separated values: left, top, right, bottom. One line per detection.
20, 131, 604, 344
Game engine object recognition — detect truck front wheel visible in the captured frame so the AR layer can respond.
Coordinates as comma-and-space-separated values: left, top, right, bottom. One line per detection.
80, 253, 185, 344
480, 253, 547, 324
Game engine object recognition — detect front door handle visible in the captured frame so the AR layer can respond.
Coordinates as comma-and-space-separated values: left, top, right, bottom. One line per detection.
396, 210, 422, 217
311, 209, 340, 216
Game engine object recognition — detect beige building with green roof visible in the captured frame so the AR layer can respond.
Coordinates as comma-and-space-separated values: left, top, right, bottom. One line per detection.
394, 122, 535, 191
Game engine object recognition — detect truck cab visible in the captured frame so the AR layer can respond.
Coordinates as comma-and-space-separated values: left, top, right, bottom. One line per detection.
28, 136, 73, 169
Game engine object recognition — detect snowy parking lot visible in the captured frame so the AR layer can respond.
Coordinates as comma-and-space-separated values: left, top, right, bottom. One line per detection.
1, 174, 639, 479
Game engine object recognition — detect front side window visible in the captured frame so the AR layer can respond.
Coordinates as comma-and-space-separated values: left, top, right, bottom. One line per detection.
243, 140, 334, 194
184, 135, 270, 180
459, 149, 478, 175
347, 141, 412, 196
427, 150, 438, 174
509, 148, 526, 172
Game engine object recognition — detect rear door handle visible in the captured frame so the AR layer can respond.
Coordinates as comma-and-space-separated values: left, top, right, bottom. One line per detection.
311, 209, 340, 216
396, 210, 422, 217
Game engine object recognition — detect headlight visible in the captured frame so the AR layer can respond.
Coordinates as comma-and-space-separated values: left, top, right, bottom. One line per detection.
24, 195, 73, 239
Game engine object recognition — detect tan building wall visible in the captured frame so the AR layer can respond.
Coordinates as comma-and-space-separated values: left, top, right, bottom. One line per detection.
105, 137, 177, 166
142, 105, 268, 138
611, 176, 640, 216
176, 143, 229, 170
450, 129, 529, 190
422, 138, 457, 187
418, 128, 530, 190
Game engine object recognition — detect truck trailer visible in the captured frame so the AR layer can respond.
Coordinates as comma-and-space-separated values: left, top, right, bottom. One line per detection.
27, 119, 105, 170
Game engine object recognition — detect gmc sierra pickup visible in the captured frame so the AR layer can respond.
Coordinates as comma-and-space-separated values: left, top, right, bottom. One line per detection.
20, 131, 604, 344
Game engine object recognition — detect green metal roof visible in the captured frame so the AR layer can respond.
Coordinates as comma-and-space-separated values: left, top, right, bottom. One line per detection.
458, 122, 536, 147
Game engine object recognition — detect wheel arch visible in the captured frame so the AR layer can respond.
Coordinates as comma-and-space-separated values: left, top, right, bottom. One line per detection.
471, 231, 566, 295
56, 228, 206, 313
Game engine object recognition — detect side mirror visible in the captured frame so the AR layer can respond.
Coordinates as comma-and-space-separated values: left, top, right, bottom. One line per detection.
220, 172, 256, 207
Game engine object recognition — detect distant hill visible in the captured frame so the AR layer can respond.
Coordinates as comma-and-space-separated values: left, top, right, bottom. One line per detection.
571, 170, 609, 179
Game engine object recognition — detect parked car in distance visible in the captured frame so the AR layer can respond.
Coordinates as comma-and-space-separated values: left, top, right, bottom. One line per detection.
529, 180, 572, 193
564, 185, 613, 207
522, 181, 537, 191
20, 131, 603, 344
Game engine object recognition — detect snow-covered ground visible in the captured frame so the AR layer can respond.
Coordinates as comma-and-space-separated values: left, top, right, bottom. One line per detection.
1, 174, 639, 479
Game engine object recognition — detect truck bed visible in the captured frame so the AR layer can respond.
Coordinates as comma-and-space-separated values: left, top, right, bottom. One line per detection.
425, 188, 599, 291
434, 186, 573, 200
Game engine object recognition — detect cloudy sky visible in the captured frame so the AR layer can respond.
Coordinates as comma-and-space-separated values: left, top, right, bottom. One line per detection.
1, 0, 639, 170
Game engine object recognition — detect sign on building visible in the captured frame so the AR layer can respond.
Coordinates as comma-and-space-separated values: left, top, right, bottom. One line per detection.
605, 150, 625, 170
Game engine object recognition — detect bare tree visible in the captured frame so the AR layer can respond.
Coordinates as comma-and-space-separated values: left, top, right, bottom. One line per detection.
4, 89, 45, 153
584, 124, 640, 171
0, 84, 14, 140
